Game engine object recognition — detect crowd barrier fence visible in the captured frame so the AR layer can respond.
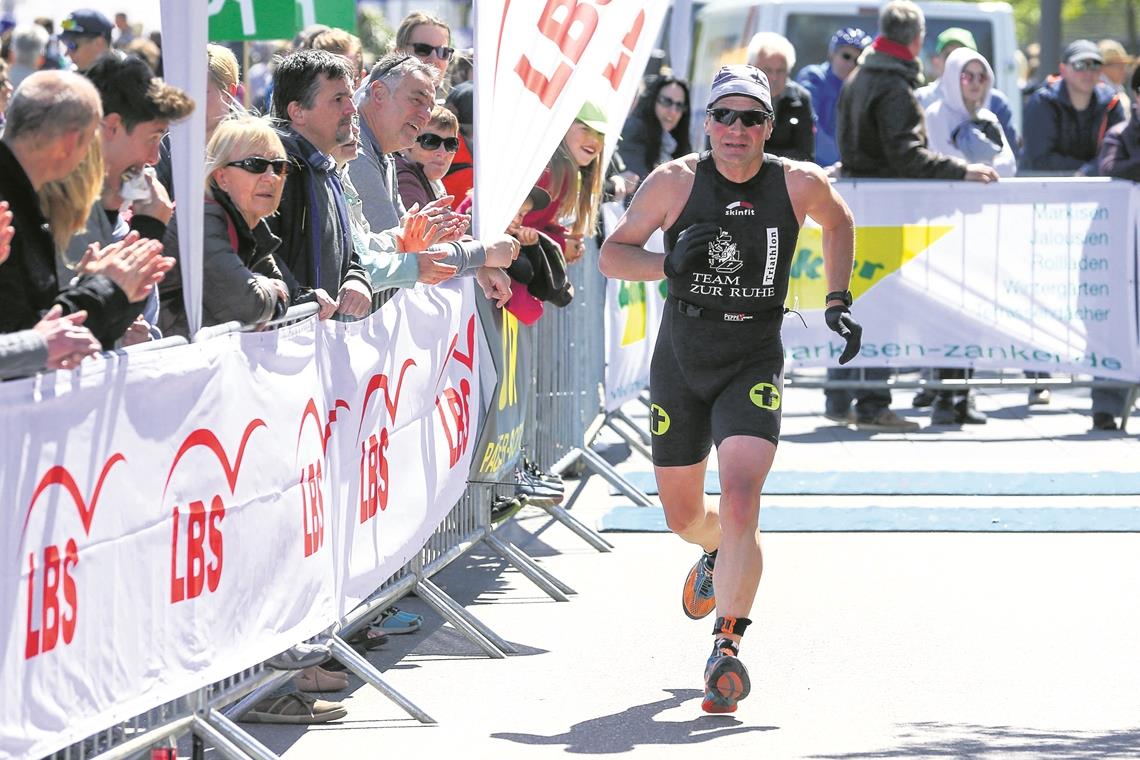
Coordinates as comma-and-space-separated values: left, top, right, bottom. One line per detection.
19, 178, 1140, 759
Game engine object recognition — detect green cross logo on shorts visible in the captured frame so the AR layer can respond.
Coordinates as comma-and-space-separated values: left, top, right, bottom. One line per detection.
650, 404, 671, 435
748, 382, 781, 410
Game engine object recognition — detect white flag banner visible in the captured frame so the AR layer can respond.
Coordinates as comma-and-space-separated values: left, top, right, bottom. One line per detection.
473, 1, 667, 240
160, 1, 208, 336
601, 201, 667, 411
783, 179, 1139, 380
0, 281, 480, 760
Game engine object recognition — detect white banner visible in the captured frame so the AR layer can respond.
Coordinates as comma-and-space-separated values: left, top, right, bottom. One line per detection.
0, 282, 480, 760
601, 201, 666, 411
473, 1, 666, 240
782, 179, 1140, 380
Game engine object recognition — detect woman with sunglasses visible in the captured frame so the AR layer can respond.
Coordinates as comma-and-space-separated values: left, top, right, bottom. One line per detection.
924, 47, 1016, 178
617, 75, 693, 187
396, 106, 461, 210
395, 11, 453, 82
163, 115, 290, 336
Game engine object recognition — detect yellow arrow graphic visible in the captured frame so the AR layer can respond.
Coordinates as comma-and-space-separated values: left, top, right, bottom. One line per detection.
786, 224, 953, 308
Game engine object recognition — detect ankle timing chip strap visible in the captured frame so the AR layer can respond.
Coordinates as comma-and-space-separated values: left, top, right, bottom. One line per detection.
712, 615, 752, 637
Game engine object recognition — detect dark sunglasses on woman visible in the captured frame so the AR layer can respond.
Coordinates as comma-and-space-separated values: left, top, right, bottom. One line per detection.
656, 94, 687, 112
226, 156, 291, 176
409, 42, 454, 61
415, 133, 460, 152
706, 107, 772, 128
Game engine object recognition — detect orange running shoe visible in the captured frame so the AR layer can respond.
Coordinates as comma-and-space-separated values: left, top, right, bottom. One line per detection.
681, 550, 717, 620
702, 639, 750, 713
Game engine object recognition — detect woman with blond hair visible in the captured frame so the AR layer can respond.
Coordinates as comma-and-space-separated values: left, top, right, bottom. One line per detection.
159, 115, 290, 337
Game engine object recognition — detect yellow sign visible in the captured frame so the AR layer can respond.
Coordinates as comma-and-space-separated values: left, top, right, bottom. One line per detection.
786, 224, 953, 308
619, 281, 647, 346
497, 311, 519, 411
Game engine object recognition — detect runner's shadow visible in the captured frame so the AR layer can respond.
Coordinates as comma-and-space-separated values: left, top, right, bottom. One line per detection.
491, 688, 777, 753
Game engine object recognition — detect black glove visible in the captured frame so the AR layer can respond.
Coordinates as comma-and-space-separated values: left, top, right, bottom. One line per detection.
663, 222, 719, 278
825, 305, 862, 365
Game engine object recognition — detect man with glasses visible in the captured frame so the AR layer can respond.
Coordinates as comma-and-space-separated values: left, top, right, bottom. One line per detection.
600, 64, 861, 714
58, 9, 115, 73
1021, 39, 1126, 176
796, 27, 871, 169
747, 32, 815, 162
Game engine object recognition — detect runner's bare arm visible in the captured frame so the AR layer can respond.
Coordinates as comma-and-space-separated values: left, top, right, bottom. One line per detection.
790, 161, 855, 304
599, 160, 693, 282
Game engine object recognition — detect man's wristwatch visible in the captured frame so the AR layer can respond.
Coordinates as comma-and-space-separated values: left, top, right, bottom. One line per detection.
826, 290, 853, 306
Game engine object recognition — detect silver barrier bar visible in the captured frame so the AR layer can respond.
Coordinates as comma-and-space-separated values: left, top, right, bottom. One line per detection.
325, 635, 437, 723
414, 578, 511, 658
192, 303, 321, 342
192, 710, 277, 760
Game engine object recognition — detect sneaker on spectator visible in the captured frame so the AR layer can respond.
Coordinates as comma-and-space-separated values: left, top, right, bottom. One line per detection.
240, 693, 347, 724
1028, 388, 1051, 406
822, 408, 854, 424
854, 408, 920, 432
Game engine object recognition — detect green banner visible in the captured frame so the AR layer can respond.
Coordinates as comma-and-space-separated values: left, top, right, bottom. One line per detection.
208, 0, 356, 42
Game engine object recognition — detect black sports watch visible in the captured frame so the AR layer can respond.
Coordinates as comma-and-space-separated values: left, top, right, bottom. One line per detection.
825, 290, 853, 307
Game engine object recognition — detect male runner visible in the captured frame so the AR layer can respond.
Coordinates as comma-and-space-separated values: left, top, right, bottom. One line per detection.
599, 65, 862, 713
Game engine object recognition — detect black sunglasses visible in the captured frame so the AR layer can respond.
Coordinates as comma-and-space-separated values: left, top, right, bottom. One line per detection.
226, 156, 291, 176
1068, 59, 1102, 72
415, 133, 460, 152
706, 107, 772, 128
656, 94, 687, 112
409, 42, 454, 61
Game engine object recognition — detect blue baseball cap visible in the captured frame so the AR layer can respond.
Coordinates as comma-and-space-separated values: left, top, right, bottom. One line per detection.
829, 27, 871, 54
708, 64, 773, 113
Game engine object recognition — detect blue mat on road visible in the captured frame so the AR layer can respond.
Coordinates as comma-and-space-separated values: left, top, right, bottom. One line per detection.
598, 505, 1140, 533
610, 470, 1140, 496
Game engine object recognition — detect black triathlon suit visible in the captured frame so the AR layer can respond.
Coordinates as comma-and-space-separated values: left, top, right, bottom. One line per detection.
649, 152, 799, 467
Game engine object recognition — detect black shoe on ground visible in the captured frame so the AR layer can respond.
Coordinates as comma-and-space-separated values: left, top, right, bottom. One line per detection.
955, 396, 987, 424
1092, 412, 1118, 431
930, 396, 958, 425
912, 388, 937, 408
1028, 388, 1051, 406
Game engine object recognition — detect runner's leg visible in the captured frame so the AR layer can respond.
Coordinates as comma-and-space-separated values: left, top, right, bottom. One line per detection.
655, 457, 720, 552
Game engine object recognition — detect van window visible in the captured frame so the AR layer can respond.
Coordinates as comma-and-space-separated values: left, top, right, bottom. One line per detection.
785, 13, 995, 82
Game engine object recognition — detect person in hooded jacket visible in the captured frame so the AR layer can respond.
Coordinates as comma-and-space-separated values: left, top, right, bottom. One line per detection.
925, 47, 1017, 178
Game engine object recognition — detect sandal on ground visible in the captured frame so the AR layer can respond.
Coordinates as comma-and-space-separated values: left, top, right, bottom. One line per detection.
240, 693, 347, 724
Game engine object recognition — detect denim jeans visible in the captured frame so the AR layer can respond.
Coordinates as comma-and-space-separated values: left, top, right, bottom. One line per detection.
826, 367, 892, 419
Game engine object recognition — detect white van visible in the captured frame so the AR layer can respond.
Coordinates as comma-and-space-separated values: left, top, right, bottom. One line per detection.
687, 0, 1020, 146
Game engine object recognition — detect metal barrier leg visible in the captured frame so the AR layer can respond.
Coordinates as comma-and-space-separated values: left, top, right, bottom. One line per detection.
609, 409, 651, 447
602, 415, 654, 462
414, 578, 513, 658
483, 533, 574, 600
325, 635, 437, 724
534, 499, 615, 552
577, 446, 656, 508
196, 709, 280, 760
1121, 385, 1139, 432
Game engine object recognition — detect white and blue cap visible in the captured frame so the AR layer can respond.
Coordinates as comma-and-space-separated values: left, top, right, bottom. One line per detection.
708, 64, 773, 115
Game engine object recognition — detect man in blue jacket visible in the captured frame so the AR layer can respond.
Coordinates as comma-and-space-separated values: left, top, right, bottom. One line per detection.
1021, 39, 1126, 175
796, 27, 871, 168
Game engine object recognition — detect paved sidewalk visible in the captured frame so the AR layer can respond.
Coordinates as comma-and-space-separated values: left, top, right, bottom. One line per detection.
240, 384, 1140, 759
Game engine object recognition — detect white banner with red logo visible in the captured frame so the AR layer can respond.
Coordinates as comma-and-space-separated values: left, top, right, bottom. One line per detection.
0, 282, 480, 760
472, 1, 667, 240
601, 201, 667, 411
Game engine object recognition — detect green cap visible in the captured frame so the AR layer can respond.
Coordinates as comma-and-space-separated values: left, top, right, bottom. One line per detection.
575, 100, 609, 135
936, 27, 978, 54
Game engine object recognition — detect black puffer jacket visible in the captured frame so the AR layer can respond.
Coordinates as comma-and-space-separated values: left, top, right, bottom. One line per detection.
1096, 107, 1140, 181
767, 80, 816, 162
837, 49, 966, 179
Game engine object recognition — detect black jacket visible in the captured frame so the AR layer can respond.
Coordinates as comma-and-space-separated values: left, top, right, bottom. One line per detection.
0, 141, 139, 349
267, 128, 370, 300
1096, 107, 1140, 181
1021, 77, 1126, 175
767, 80, 816, 162
837, 49, 966, 179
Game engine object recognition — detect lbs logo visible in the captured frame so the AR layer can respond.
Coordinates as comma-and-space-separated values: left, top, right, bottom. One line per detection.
22, 453, 125, 659
165, 420, 266, 604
